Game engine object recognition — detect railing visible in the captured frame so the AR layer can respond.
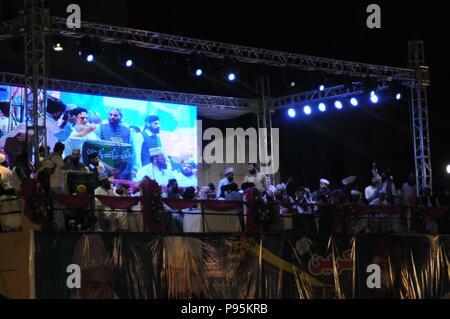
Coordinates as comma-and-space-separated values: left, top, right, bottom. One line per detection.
1, 194, 449, 234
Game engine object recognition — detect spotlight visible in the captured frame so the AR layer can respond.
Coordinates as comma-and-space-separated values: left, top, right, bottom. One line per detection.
350, 97, 358, 106
195, 68, 203, 77
303, 105, 312, 115
288, 108, 296, 118
370, 92, 379, 104
53, 42, 63, 51
319, 85, 325, 91
290, 81, 296, 88
334, 101, 343, 110
125, 59, 133, 67
228, 73, 236, 81
447, 164, 450, 174
318, 103, 326, 112
78, 38, 101, 63
395, 93, 402, 100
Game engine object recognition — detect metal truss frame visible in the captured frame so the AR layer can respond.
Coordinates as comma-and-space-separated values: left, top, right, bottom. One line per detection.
1, 16, 421, 83
409, 40, 432, 195
0, 71, 256, 111
21, 0, 50, 164
271, 82, 389, 110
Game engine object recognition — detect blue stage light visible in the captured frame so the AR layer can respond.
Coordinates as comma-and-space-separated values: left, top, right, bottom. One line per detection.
195, 68, 203, 77
334, 101, 343, 110
288, 108, 296, 118
86, 54, 94, 62
319, 85, 325, 91
318, 103, 326, 112
228, 73, 236, 81
395, 93, 401, 100
350, 98, 358, 106
303, 105, 312, 115
370, 92, 379, 104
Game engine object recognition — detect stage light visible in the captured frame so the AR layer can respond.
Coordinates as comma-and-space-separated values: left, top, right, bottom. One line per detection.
303, 105, 312, 115
290, 81, 296, 88
350, 97, 358, 106
288, 108, 296, 118
395, 93, 402, 100
318, 103, 326, 112
86, 54, 94, 62
370, 91, 379, 104
447, 164, 450, 174
53, 42, 63, 51
125, 59, 133, 67
334, 101, 343, 110
319, 85, 325, 91
228, 73, 236, 81
195, 68, 203, 77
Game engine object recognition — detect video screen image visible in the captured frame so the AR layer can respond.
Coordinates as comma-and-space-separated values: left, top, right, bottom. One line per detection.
0, 85, 198, 187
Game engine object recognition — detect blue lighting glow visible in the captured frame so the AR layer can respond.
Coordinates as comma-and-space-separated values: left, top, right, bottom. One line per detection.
334, 101, 343, 109
86, 54, 94, 62
303, 105, 312, 115
195, 68, 203, 76
228, 73, 236, 81
350, 97, 358, 106
318, 103, 326, 112
288, 108, 296, 118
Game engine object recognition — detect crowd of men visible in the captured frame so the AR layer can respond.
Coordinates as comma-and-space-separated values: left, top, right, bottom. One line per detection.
0, 139, 447, 233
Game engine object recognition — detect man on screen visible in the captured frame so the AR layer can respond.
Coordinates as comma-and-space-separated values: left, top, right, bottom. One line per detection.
133, 115, 163, 170
64, 108, 99, 158
96, 107, 132, 144
134, 147, 174, 186
173, 160, 197, 187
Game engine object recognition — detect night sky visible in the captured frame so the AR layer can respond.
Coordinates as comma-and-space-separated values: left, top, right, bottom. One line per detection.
0, 1, 448, 194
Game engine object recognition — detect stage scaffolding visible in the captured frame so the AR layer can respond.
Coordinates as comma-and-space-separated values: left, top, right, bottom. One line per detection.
0, 1, 432, 195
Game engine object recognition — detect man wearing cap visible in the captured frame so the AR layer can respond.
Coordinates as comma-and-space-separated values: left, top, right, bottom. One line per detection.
134, 147, 174, 186
96, 107, 132, 144
216, 167, 234, 199
133, 115, 163, 170
243, 163, 268, 194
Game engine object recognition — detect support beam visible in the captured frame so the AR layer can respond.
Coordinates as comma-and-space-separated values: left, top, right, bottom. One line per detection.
48, 16, 419, 83
408, 40, 432, 195
23, 0, 50, 165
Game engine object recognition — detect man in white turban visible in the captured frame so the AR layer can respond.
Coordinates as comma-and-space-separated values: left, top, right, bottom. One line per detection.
134, 147, 174, 186
216, 167, 234, 199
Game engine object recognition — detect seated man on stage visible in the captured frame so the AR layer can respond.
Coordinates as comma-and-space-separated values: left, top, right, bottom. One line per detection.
173, 160, 197, 187
134, 147, 175, 186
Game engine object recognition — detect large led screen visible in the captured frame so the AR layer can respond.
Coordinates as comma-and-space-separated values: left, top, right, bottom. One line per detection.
0, 85, 198, 187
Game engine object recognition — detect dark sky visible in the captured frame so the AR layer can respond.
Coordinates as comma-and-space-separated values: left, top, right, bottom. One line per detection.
0, 0, 448, 190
